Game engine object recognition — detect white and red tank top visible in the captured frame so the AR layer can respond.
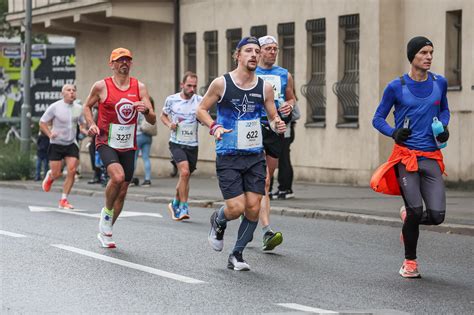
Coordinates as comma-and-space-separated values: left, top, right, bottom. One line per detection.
96, 77, 140, 151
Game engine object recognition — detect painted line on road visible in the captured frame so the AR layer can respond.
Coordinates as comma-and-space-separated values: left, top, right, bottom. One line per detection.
29, 206, 162, 218
51, 244, 205, 284
0, 230, 27, 238
276, 303, 338, 314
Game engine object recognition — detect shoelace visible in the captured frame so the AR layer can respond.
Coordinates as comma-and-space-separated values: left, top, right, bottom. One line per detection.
405, 260, 418, 272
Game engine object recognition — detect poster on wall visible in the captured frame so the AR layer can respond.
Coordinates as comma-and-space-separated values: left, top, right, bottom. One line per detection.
0, 44, 75, 118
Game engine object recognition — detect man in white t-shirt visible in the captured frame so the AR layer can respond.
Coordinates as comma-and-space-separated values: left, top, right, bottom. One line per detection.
39, 84, 87, 209
161, 72, 202, 221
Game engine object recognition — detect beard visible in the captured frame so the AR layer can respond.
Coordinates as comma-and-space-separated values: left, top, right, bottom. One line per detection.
118, 66, 130, 75
246, 61, 257, 71
183, 90, 194, 98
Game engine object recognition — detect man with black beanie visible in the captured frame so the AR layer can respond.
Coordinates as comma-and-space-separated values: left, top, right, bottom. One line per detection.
371, 36, 451, 278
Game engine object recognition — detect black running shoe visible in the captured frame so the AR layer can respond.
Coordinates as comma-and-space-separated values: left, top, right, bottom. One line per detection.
208, 211, 226, 251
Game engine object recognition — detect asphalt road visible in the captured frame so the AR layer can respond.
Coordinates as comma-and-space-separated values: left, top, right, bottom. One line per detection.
1, 187, 473, 314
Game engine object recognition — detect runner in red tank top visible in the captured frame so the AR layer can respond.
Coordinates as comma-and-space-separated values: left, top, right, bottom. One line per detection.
83, 47, 156, 248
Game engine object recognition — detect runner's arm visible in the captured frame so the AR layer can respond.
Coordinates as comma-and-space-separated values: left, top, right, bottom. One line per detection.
280, 72, 296, 116
160, 97, 177, 131
138, 82, 157, 125
263, 82, 285, 134
83, 81, 103, 136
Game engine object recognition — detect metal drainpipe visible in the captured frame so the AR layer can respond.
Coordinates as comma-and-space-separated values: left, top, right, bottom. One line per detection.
174, 0, 180, 92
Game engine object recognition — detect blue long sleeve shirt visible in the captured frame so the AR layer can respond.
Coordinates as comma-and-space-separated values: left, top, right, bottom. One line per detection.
372, 73, 450, 151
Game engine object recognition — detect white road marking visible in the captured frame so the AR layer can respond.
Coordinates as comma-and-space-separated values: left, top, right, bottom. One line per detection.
28, 206, 162, 218
51, 244, 205, 284
276, 303, 338, 314
0, 230, 26, 238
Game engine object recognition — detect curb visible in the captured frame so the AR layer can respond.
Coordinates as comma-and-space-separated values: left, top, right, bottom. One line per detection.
2, 181, 473, 236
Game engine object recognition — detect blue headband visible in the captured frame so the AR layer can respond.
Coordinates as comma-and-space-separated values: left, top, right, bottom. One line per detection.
236, 37, 260, 49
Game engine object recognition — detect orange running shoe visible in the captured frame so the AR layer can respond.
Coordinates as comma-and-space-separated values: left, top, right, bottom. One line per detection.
59, 199, 74, 210
399, 259, 421, 278
42, 170, 54, 192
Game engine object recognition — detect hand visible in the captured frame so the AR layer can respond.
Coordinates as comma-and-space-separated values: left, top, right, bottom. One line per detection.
279, 102, 293, 117
88, 124, 100, 137
392, 128, 411, 145
134, 101, 148, 114
436, 126, 449, 143
213, 126, 232, 140
270, 118, 286, 134
169, 122, 178, 131
49, 132, 58, 139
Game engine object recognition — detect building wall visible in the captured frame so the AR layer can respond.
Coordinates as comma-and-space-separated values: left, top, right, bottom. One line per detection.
179, 0, 473, 185
8, 0, 474, 184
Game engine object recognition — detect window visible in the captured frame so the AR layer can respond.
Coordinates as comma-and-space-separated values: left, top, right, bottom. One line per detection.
302, 18, 326, 126
183, 32, 196, 73
226, 28, 242, 71
333, 14, 359, 127
277, 22, 295, 75
200, 30, 218, 96
445, 10, 462, 90
250, 25, 267, 39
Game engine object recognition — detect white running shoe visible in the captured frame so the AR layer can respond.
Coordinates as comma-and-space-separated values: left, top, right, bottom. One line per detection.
99, 207, 113, 236
227, 252, 250, 271
97, 233, 116, 248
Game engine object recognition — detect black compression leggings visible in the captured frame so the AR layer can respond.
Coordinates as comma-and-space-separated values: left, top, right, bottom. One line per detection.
395, 159, 446, 260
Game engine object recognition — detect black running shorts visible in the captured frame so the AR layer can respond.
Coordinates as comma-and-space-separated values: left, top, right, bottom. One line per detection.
262, 124, 284, 159
48, 143, 79, 161
97, 145, 136, 182
216, 152, 267, 200
169, 141, 198, 173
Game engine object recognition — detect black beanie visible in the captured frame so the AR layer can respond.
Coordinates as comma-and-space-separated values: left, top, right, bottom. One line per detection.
407, 36, 433, 63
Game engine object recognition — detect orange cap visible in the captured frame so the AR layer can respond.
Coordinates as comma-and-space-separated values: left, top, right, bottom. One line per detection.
109, 47, 132, 63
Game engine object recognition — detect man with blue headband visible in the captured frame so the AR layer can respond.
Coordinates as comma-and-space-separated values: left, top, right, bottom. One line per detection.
197, 37, 286, 271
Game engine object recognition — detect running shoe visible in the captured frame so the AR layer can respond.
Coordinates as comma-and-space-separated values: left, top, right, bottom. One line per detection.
178, 205, 190, 220
269, 190, 280, 200
399, 259, 421, 278
208, 211, 226, 251
99, 207, 113, 236
141, 180, 151, 187
399, 206, 407, 244
42, 170, 54, 192
262, 230, 283, 251
97, 233, 116, 248
58, 199, 74, 210
227, 252, 250, 271
167, 202, 182, 221
278, 189, 295, 200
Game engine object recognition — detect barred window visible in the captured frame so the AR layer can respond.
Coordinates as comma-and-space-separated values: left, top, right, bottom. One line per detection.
302, 18, 326, 126
226, 28, 242, 71
200, 30, 218, 96
277, 22, 295, 75
183, 32, 196, 73
333, 14, 359, 127
445, 10, 462, 90
250, 25, 267, 39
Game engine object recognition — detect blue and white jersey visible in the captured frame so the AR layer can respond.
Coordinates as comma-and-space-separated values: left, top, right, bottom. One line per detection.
256, 65, 288, 123
163, 93, 202, 147
215, 73, 265, 155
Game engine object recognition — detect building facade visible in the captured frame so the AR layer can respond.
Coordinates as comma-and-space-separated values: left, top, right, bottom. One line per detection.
7, 0, 474, 185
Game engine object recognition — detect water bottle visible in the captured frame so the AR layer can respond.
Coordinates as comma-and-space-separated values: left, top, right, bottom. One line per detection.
431, 117, 447, 149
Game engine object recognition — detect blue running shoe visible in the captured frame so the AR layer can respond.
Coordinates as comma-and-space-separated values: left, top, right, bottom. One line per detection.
179, 205, 190, 220
167, 202, 182, 221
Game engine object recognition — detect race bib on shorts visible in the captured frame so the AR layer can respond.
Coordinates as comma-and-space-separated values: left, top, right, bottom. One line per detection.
108, 123, 135, 149
237, 119, 262, 150
176, 122, 198, 143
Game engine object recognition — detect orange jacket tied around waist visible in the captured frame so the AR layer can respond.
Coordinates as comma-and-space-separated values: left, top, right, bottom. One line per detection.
370, 144, 445, 195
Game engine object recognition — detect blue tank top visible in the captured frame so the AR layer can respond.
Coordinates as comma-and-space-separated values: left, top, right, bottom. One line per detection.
396, 73, 442, 151
215, 73, 265, 155
256, 66, 288, 123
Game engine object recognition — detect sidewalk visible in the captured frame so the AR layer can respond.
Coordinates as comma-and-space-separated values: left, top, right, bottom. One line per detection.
2, 174, 473, 236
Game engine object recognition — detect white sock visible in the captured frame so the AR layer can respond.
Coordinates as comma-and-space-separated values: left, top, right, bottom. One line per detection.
61, 193, 68, 200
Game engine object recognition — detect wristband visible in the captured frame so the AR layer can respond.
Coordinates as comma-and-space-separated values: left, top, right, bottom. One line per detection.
209, 122, 223, 135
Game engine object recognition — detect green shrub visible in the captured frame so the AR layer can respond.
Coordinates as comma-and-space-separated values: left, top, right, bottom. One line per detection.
0, 129, 35, 180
